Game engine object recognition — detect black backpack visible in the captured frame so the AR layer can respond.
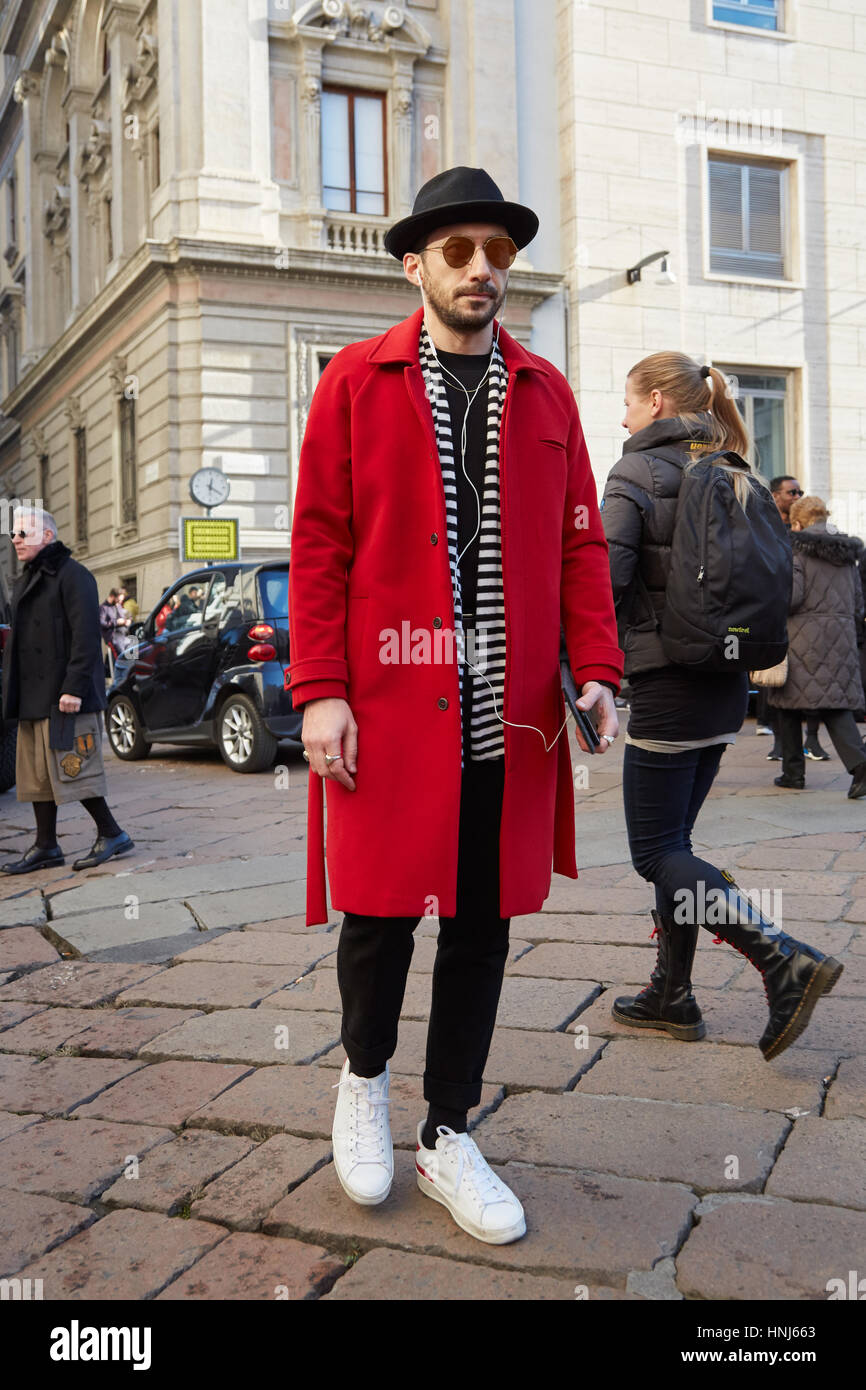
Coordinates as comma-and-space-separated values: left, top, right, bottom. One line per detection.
660, 451, 792, 672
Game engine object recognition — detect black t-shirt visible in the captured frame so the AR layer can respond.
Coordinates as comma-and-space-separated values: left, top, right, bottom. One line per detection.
436, 348, 494, 752
627, 666, 749, 741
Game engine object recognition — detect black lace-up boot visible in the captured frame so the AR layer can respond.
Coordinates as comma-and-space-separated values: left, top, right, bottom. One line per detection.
611, 910, 706, 1041
709, 875, 843, 1061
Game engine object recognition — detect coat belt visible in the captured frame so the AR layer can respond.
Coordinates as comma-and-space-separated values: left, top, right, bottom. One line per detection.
306, 769, 328, 926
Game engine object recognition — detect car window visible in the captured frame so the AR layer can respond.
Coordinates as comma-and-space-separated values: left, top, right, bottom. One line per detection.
258, 569, 288, 619
161, 580, 206, 635
206, 571, 244, 629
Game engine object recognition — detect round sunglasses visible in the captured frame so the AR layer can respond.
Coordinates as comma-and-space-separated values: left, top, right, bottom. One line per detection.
421, 234, 518, 270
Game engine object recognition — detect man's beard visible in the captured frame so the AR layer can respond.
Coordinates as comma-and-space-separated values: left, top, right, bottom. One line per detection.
423, 278, 504, 334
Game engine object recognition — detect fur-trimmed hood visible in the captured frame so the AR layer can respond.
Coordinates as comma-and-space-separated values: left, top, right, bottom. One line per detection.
791, 523, 863, 567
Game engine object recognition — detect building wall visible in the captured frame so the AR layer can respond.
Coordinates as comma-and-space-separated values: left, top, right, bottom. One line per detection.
559, 0, 866, 537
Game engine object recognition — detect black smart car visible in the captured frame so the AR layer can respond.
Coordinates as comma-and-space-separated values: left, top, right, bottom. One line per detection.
105, 562, 302, 772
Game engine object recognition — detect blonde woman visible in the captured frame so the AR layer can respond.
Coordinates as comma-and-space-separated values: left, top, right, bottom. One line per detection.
600, 352, 842, 1060
769, 495, 866, 797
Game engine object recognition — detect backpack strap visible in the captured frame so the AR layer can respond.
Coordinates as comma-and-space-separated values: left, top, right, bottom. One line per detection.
691, 449, 749, 471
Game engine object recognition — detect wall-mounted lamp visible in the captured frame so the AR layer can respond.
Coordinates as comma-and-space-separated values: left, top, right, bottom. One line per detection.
626, 249, 672, 284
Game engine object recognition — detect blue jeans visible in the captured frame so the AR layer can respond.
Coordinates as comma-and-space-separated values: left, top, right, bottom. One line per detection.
623, 742, 739, 924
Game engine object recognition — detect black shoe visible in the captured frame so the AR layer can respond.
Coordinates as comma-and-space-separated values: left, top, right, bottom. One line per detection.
72, 831, 134, 871
611, 911, 706, 1041
766, 744, 782, 761
774, 774, 805, 789
803, 737, 831, 761
849, 762, 866, 800
1, 843, 65, 875
710, 877, 843, 1060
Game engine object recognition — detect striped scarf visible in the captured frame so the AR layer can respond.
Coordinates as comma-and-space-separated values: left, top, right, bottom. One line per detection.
419, 322, 507, 764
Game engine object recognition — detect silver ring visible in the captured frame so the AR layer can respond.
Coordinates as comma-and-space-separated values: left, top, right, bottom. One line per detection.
601, 733, 615, 745
324, 753, 343, 764
302, 750, 310, 761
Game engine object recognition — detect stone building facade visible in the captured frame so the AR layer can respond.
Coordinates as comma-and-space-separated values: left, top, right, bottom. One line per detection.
0, 0, 561, 607
0, 0, 863, 609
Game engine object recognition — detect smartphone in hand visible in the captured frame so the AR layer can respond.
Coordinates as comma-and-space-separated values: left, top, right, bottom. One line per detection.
560, 651, 601, 753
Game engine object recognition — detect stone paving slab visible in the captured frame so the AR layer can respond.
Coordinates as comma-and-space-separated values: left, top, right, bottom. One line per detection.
191, 1134, 333, 1230
844, 900, 866, 923
72, 1059, 252, 1128
170, 931, 337, 970
541, 884, 654, 914
13, 1208, 227, 1300
765, 1116, 866, 1209
243, 915, 338, 934
116, 963, 306, 1010
0, 961, 168, 1007
773, 893, 848, 922
473, 1091, 788, 1192
265, 1149, 697, 1284
47, 853, 307, 917
569, 986, 864, 1055
187, 1063, 502, 1148
825, 1055, 866, 1119
101, 1128, 255, 1214
323, 1246, 596, 1300
155, 1231, 344, 1300
0, 1006, 205, 1057
49, 901, 200, 956
0, 927, 61, 974
732, 845, 837, 870
0, 1108, 42, 1142
0, 893, 47, 927
676, 1194, 866, 1299
508, 943, 741, 989
0, 1188, 96, 1278
184, 882, 309, 929
139, 1008, 341, 1066
316, 1018, 605, 1091
0, 1002, 48, 1031
0, 1117, 174, 1201
575, 1038, 836, 1114
0, 1054, 145, 1116
407, 937, 532, 973
514, 913, 652, 944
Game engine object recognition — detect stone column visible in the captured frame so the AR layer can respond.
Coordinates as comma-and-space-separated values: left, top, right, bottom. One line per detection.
12, 71, 49, 366
390, 57, 415, 218
64, 89, 96, 312
104, 1, 142, 267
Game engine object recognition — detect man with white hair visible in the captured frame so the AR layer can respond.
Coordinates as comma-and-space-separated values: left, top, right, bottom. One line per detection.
1, 508, 133, 873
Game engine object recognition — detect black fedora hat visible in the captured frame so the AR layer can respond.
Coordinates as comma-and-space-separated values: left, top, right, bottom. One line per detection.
384, 166, 538, 261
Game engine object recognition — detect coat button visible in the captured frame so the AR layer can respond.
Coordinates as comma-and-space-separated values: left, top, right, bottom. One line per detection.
433, 616, 442, 628
437, 697, 448, 710
430, 532, 438, 544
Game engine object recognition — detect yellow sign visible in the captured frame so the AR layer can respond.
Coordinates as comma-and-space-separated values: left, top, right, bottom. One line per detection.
180, 517, 240, 562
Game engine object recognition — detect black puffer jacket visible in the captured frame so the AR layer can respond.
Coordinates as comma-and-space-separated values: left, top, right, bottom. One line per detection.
769, 524, 865, 711
600, 416, 716, 676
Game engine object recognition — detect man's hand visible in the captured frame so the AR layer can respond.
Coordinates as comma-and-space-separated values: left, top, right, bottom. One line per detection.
59, 694, 82, 714
576, 681, 619, 755
302, 697, 358, 791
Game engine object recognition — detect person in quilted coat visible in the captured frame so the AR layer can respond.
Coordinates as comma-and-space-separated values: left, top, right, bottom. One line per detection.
769, 495, 866, 798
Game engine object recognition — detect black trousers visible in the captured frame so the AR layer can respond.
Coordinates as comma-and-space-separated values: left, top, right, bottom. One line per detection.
336, 755, 509, 1112
778, 707, 866, 780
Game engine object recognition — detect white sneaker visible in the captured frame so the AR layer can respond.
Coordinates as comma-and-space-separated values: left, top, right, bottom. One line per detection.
331, 1059, 393, 1205
415, 1123, 526, 1245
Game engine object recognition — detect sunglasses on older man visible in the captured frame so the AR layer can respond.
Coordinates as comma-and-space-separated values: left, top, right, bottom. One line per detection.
422, 234, 518, 270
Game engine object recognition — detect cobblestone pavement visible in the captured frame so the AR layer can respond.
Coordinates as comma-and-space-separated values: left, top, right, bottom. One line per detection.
1, 723, 864, 1301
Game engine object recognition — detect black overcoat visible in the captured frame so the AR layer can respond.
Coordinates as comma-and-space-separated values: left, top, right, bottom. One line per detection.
2, 542, 107, 721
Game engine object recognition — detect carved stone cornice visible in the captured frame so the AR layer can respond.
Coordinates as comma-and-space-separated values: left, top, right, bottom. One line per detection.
289, 2, 430, 53
64, 394, 83, 431
12, 71, 41, 104
108, 352, 128, 397
76, 119, 111, 187
44, 28, 71, 73
29, 423, 47, 458
121, 29, 158, 110
43, 184, 71, 243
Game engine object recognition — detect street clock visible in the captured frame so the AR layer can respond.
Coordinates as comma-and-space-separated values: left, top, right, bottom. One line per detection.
189, 467, 230, 509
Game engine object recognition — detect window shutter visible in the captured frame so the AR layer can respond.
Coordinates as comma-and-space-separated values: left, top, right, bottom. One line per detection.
710, 159, 784, 279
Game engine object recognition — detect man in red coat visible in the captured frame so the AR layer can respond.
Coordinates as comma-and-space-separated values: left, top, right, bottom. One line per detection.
289, 167, 623, 1244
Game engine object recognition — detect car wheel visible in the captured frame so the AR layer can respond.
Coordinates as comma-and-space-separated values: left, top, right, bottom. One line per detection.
218, 693, 277, 773
107, 697, 150, 760
0, 723, 16, 792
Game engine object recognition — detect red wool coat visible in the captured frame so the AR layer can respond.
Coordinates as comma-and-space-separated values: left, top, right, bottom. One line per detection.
288, 307, 623, 926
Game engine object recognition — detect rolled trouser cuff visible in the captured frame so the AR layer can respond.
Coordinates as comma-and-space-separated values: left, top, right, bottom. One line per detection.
340, 1022, 396, 1078
422, 1070, 483, 1112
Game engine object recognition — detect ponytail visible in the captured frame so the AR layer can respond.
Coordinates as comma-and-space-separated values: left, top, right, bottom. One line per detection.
626, 351, 764, 510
